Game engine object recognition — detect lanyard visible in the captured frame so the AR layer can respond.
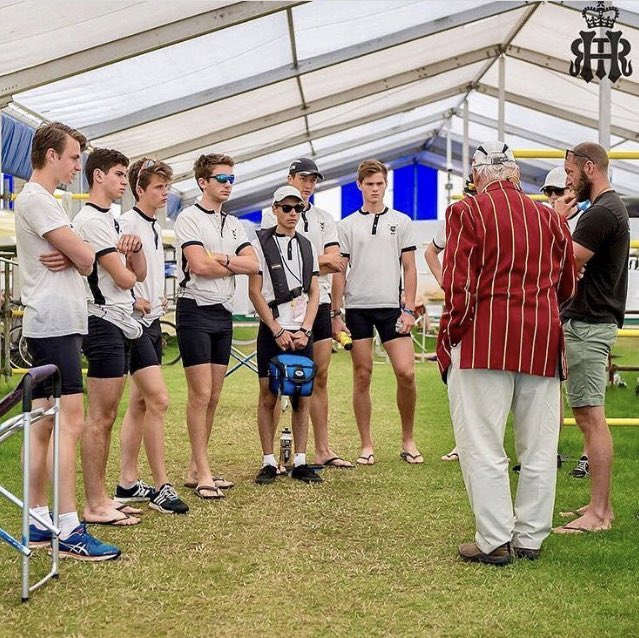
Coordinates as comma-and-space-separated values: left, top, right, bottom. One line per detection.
275, 235, 302, 285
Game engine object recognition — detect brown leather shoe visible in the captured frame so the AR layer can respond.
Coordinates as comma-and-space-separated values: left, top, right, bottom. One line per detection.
513, 546, 541, 560
458, 541, 513, 566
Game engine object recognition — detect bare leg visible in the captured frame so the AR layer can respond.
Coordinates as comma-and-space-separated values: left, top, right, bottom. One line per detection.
310, 338, 351, 466
120, 366, 170, 488
257, 379, 278, 455
185, 364, 227, 487
557, 405, 613, 532
384, 337, 420, 460
291, 396, 311, 456
30, 394, 85, 515
350, 339, 374, 463
82, 377, 137, 524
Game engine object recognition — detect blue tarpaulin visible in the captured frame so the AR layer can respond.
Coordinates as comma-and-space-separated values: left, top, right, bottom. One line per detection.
1, 113, 34, 180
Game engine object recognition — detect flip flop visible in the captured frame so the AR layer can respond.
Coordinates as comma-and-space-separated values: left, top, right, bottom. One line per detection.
212, 476, 235, 490
115, 504, 143, 515
559, 509, 584, 519
356, 454, 375, 465
194, 485, 225, 500
322, 456, 355, 469
186, 478, 235, 489
83, 514, 140, 526
553, 524, 592, 534
400, 450, 424, 464
440, 452, 459, 461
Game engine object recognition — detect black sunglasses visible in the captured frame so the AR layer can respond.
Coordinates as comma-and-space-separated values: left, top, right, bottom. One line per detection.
565, 149, 595, 163
542, 187, 566, 197
276, 203, 304, 214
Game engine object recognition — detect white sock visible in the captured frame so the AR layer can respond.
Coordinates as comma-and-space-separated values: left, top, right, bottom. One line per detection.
30, 505, 52, 530
59, 512, 81, 539
262, 454, 277, 468
294, 453, 306, 467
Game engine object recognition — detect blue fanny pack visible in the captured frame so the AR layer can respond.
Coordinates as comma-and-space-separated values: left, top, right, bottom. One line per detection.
268, 354, 317, 402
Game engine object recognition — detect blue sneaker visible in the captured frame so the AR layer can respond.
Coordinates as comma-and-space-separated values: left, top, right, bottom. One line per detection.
58, 524, 121, 561
28, 524, 52, 548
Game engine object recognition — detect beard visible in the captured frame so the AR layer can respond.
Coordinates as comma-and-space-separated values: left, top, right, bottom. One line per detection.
573, 170, 591, 202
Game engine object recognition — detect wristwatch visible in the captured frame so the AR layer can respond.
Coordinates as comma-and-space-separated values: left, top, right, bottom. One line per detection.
300, 328, 313, 338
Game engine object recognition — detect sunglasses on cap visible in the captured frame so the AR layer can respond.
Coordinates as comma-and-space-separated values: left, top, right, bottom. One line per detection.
135, 159, 155, 192
206, 174, 235, 185
276, 203, 305, 214
565, 149, 595, 163
542, 187, 566, 197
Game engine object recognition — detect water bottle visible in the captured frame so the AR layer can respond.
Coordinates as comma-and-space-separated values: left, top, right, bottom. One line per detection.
337, 331, 353, 351
279, 427, 293, 466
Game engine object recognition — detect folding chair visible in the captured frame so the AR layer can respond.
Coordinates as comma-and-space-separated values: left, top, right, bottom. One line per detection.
0, 364, 61, 602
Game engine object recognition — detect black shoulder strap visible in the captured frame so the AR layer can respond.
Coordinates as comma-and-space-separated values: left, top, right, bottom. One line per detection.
256, 228, 315, 310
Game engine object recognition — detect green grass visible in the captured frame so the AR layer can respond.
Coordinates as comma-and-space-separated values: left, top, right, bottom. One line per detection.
1, 338, 639, 637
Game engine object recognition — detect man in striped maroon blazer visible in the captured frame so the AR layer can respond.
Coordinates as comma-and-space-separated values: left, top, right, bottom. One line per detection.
436, 141, 577, 565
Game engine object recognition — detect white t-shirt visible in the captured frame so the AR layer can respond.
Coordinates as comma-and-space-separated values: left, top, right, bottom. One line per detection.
14, 182, 88, 338
74, 203, 141, 339
119, 207, 165, 327
432, 221, 446, 250
261, 203, 338, 305
252, 234, 319, 330
175, 203, 252, 312
338, 207, 416, 309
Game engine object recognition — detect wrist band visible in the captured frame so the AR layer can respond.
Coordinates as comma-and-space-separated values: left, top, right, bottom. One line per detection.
225, 254, 230, 267
402, 308, 416, 317
330, 309, 342, 318
273, 328, 285, 339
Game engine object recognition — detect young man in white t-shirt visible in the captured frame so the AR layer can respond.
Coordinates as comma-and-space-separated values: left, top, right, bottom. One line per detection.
175, 153, 259, 500
332, 159, 422, 466
114, 159, 189, 514
261, 158, 352, 469
74, 148, 147, 528
249, 186, 322, 484
15, 123, 120, 560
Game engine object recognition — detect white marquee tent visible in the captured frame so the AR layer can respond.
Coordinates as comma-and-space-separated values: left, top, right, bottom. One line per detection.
2, 0, 639, 216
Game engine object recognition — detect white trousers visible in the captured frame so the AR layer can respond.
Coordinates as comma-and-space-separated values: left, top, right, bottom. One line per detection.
447, 347, 560, 553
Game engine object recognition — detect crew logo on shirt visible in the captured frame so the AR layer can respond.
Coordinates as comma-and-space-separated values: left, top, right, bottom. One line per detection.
388, 224, 397, 235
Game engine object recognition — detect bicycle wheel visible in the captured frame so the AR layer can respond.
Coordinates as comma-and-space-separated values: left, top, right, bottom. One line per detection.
9, 325, 32, 369
159, 320, 181, 366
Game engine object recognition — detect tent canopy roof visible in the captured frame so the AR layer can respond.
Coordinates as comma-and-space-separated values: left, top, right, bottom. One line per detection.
3, 0, 639, 213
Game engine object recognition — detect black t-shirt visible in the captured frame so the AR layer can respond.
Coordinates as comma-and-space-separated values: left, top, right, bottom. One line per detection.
561, 190, 630, 327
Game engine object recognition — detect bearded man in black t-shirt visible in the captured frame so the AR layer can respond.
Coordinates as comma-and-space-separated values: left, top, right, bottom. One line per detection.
555, 142, 630, 534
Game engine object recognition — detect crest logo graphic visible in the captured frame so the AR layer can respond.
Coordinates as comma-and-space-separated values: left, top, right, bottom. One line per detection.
570, 1, 632, 83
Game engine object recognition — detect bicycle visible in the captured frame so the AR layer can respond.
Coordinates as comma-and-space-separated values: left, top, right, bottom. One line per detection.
159, 319, 181, 366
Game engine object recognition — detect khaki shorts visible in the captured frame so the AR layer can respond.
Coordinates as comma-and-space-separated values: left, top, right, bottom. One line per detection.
563, 319, 618, 408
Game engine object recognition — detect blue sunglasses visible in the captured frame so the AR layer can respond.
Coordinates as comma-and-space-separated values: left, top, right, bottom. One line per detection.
206, 174, 235, 184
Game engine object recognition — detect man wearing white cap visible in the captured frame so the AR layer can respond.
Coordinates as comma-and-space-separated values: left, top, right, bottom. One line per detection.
437, 141, 576, 564
249, 185, 322, 484
262, 158, 352, 468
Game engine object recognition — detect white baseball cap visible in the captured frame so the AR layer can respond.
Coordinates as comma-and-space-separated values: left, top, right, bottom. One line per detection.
472, 141, 515, 167
540, 167, 567, 191
272, 185, 303, 205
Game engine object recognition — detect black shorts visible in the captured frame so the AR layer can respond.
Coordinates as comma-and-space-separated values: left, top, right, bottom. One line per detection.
312, 303, 332, 343
130, 319, 162, 374
82, 316, 131, 378
345, 307, 410, 344
256, 322, 314, 378
26, 334, 84, 399
176, 298, 233, 367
